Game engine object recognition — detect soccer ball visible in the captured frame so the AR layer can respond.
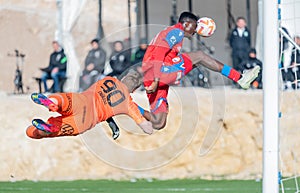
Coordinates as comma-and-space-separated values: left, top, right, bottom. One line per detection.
196, 17, 216, 37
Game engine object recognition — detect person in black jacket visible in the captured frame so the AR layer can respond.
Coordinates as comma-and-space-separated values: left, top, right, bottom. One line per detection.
40, 41, 67, 93
79, 38, 107, 91
290, 35, 300, 65
229, 17, 251, 73
286, 35, 300, 89
132, 39, 148, 66
240, 48, 263, 89
107, 40, 131, 79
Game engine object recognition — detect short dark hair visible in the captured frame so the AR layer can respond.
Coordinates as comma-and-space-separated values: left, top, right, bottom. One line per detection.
52, 40, 59, 45
178, 11, 198, 23
91, 38, 99, 44
236, 16, 246, 22
249, 48, 256, 54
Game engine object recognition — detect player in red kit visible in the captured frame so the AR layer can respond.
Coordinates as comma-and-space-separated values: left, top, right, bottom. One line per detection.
133, 12, 260, 130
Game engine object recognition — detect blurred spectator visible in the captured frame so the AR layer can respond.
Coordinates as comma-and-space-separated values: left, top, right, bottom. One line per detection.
279, 27, 294, 89
123, 37, 132, 60
107, 40, 131, 79
79, 38, 106, 91
279, 27, 290, 68
290, 35, 300, 65
40, 41, 67, 93
240, 48, 263, 89
132, 39, 148, 66
279, 27, 290, 56
285, 35, 300, 89
229, 17, 251, 73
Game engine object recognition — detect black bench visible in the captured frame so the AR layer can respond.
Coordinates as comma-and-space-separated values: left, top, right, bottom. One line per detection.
33, 77, 67, 93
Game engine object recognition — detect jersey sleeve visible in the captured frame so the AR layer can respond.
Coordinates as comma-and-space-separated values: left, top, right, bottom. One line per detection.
152, 28, 184, 78
164, 28, 184, 48
127, 96, 146, 125
147, 28, 184, 80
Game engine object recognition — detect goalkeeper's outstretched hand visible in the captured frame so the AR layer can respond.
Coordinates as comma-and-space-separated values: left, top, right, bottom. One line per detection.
139, 120, 154, 135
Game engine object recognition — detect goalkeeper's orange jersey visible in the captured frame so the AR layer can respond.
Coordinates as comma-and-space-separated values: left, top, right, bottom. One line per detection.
85, 76, 145, 125
37, 77, 145, 137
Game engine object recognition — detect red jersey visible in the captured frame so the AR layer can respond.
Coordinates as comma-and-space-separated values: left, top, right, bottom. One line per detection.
142, 23, 193, 86
141, 23, 193, 114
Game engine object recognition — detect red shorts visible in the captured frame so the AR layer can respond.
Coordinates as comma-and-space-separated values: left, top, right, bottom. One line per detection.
144, 53, 193, 114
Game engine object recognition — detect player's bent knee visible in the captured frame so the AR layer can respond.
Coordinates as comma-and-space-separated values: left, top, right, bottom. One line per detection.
150, 112, 167, 130
152, 120, 167, 130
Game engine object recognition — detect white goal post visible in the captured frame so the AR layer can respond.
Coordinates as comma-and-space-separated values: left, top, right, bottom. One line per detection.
262, 0, 279, 193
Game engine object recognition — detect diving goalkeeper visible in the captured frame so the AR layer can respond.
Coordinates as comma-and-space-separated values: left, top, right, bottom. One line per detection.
26, 73, 153, 139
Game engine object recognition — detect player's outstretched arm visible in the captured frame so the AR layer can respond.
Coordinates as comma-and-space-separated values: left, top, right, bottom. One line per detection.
127, 100, 154, 134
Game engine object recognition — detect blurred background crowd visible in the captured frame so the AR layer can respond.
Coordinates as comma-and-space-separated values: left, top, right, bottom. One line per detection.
2, 0, 299, 94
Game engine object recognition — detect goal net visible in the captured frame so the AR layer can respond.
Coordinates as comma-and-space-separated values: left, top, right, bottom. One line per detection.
278, 0, 300, 193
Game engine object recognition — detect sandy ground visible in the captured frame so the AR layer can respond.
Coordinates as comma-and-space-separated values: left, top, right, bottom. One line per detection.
1, 87, 300, 181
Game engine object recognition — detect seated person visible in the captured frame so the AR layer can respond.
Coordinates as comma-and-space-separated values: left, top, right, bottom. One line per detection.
107, 40, 131, 79
40, 41, 67, 93
240, 48, 263, 89
284, 35, 300, 89
79, 38, 107, 91
132, 39, 148, 66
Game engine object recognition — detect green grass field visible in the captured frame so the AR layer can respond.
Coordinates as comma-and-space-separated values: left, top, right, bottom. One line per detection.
0, 179, 263, 193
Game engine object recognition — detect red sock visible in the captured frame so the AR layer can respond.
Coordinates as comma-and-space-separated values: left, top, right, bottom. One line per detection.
228, 68, 241, 82
221, 64, 241, 82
